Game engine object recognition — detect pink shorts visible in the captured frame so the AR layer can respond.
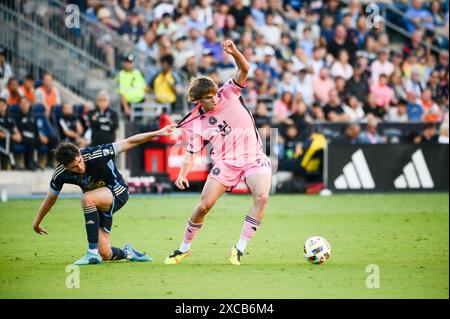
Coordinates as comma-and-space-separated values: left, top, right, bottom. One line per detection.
208, 157, 272, 190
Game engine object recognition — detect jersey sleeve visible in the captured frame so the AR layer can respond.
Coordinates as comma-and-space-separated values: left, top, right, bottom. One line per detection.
49, 167, 65, 194
218, 78, 246, 100
81, 143, 120, 161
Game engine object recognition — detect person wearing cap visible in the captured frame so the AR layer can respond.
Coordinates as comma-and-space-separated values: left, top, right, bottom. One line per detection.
256, 46, 278, 81
0, 47, 13, 91
115, 53, 147, 119
118, 8, 144, 44
370, 48, 394, 84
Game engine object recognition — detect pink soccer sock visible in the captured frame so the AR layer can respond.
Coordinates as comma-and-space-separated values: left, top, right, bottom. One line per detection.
179, 219, 203, 252
236, 215, 261, 252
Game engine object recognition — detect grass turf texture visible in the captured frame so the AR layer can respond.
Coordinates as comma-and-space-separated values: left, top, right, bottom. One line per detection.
0, 193, 448, 299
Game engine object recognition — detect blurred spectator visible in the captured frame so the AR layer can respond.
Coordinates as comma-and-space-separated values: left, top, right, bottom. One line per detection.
438, 121, 449, 144
253, 102, 271, 128
0, 77, 21, 105
343, 95, 365, 122
421, 88, 443, 123
435, 50, 449, 72
419, 122, 439, 143
95, 7, 117, 70
250, 0, 266, 28
18, 74, 35, 104
387, 100, 409, 122
371, 48, 394, 84
119, 8, 145, 43
229, 0, 251, 29
295, 69, 314, 106
0, 98, 21, 169
149, 54, 182, 108
35, 73, 61, 117
312, 67, 335, 104
404, 68, 426, 97
202, 26, 223, 63
173, 35, 193, 69
309, 102, 325, 122
330, 49, 353, 80
299, 27, 315, 57
58, 103, 87, 147
334, 76, 347, 103
309, 46, 326, 76
0, 47, 13, 91
323, 89, 350, 123
14, 97, 42, 170
370, 73, 394, 110
137, 30, 158, 69
344, 63, 370, 104
389, 70, 408, 104
256, 46, 278, 81
156, 12, 178, 39
274, 91, 296, 126
359, 116, 386, 144
279, 125, 301, 161
427, 70, 444, 101
88, 90, 118, 146
180, 52, 199, 83
327, 24, 357, 60
406, 91, 424, 121
115, 53, 147, 118
404, 0, 434, 33
364, 93, 385, 120
333, 123, 361, 144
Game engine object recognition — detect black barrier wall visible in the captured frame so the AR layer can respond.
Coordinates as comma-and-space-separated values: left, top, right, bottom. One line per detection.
326, 144, 449, 192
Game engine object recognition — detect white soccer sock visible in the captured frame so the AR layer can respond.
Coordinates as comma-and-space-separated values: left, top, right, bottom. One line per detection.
179, 241, 191, 253
236, 238, 248, 253
88, 248, 99, 255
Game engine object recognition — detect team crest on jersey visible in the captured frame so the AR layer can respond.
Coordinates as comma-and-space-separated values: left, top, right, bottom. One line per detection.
103, 149, 110, 156
209, 116, 218, 125
212, 167, 221, 176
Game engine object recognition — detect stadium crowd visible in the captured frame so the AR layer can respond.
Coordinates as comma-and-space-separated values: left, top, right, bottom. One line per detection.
1, 0, 449, 172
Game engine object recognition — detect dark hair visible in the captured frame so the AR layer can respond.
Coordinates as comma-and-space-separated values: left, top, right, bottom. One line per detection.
54, 142, 80, 165
0, 97, 6, 104
160, 54, 174, 66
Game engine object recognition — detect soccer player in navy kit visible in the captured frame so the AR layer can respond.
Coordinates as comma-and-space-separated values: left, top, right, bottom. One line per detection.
32, 124, 176, 265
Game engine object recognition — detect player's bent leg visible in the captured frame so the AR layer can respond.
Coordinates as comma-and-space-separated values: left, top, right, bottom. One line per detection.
230, 173, 271, 266
74, 188, 113, 265
165, 178, 227, 265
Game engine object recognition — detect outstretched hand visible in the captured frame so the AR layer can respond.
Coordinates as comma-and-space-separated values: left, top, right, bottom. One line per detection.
222, 39, 238, 55
158, 124, 177, 136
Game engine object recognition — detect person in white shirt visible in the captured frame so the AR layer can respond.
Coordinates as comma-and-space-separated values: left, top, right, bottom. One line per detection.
330, 49, 354, 80
438, 121, 449, 144
260, 12, 281, 46
343, 95, 365, 122
370, 48, 394, 84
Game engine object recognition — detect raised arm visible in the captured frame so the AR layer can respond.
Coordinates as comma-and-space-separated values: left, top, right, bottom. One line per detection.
222, 39, 250, 87
115, 124, 176, 153
32, 191, 59, 235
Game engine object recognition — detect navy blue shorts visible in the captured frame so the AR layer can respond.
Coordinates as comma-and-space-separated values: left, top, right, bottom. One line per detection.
99, 185, 129, 233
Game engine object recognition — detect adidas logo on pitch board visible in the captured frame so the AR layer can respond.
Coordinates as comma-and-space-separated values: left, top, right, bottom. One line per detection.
334, 149, 375, 190
394, 150, 434, 189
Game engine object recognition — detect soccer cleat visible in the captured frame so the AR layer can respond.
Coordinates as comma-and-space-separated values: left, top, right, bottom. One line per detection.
73, 250, 102, 265
164, 249, 190, 265
229, 246, 243, 266
123, 243, 153, 262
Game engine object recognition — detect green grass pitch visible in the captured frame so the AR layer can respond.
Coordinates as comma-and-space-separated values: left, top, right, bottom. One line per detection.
0, 193, 448, 299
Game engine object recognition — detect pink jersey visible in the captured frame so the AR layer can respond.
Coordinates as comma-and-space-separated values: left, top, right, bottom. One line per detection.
182, 79, 265, 168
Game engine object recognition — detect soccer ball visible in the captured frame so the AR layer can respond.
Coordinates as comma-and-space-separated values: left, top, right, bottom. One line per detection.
303, 236, 331, 264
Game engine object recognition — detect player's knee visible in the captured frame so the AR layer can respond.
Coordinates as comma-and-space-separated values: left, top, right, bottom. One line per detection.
254, 194, 269, 209
197, 200, 213, 216
81, 193, 96, 207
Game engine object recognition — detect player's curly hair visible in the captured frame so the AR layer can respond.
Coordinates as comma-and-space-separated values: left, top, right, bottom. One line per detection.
54, 142, 80, 165
187, 76, 218, 103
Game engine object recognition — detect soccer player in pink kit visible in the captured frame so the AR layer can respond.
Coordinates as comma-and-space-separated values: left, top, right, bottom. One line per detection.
164, 40, 272, 265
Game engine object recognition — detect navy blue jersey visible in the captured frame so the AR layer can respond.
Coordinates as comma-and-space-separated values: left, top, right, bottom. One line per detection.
49, 143, 126, 196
